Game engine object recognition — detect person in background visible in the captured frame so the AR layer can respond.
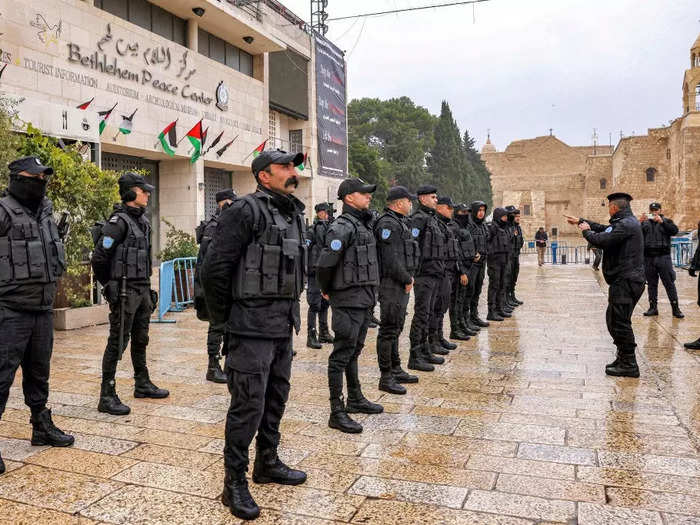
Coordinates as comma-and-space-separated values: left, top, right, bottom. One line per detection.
684, 221, 700, 350
535, 226, 548, 266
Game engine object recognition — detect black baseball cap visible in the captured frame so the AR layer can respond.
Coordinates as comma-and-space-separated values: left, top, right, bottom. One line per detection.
215, 189, 236, 202
118, 172, 154, 194
416, 184, 438, 195
387, 186, 416, 201
9, 156, 53, 176
649, 202, 662, 210
437, 196, 455, 207
337, 178, 376, 199
607, 192, 633, 202
251, 149, 304, 176
454, 203, 469, 212
505, 205, 520, 214
314, 202, 331, 213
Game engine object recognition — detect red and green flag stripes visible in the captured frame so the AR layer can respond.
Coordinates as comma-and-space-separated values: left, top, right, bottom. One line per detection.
98, 103, 117, 135
158, 120, 177, 157
186, 119, 204, 163
253, 139, 267, 157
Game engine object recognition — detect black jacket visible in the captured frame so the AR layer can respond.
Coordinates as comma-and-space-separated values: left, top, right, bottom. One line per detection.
201, 186, 305, 338
307, 218, 329, 274
375, 208, 416, 286
453, 215, 476, 271
487, 208, 511, 260
316, 204, 377, 309
641, 215, 678, 256
411, 204, 446, 278
438, 213, 462, 275
91, 204, 152, 288
535, 230, 548, 246
582, 208, 645, 285
467, 203, 489, 258
0, 194, 58, 311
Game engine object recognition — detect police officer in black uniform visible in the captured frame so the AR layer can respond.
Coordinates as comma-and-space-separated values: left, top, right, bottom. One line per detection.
505, 205, 524, 309
487, 207, 512, 321
92, 173, 168, 416
317, 178, 383, 434
407, 185, 447, 371
0, 156, 75, 475
374, 186, 420, 395
466, 201, 490, 328
685, 227, 700, 350
566, 192, 645, 377
434, 197, 468, 346
195, 189, 236, 383
306, 202, 333, 349
453, 203, 481, 336
640, 202, 683, 319
201, 149, 308, 520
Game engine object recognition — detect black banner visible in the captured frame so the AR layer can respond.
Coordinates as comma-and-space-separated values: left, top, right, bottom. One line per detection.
315, 33, 347, 179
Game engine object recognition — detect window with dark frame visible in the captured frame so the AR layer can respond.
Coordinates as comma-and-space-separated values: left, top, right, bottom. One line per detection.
94, 0, 186, 47
599, 178, 607, 189
646, 167, 656, 182
523, 204, 531, 216
197, 29, 254, 77
289, 129, 303, 153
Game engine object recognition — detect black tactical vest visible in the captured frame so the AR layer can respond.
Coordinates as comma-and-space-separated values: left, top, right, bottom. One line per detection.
307, 219, 328, 271
468, 218, 489, 255
644, 220, 672, 253
109, 210, 151, 280
376, 212, 420, 277
232, 192, 306, 300
441, 219, 459, 262
489, 223, 511, 255
331, 213, 379, 291
416, 211, 446, 260
0, 195, 65, 285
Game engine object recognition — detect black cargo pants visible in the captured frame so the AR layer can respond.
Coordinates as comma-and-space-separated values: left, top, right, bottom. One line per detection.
644, 254, 678, 304
469, 262, 486, 316
306, 273, 330, 332
430, 270, 453, 333
487, 255, 507, 311
409, 275, 441, 346
0, 308, 53, 417
102, 284, 152, 382
207, 322, 225, 357
377, 281, 410, 371
224, 333, 292, 474
328, 306, 371, 398
606, 279, 645, 354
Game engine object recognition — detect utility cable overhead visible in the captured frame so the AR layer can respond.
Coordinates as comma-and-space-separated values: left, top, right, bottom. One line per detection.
327, 0, 490, 22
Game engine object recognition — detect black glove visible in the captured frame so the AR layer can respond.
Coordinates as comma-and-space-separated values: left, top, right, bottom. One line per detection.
102, 281, 118, 304
689, 268, 697, 277
150, 289, 158, 313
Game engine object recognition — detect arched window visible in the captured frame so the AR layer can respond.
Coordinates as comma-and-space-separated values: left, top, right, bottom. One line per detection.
599, 178, 607, 189
696, 83, 700, 96
646, 167, 656, 182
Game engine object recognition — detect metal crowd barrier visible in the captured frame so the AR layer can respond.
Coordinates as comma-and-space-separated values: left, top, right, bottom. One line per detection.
152, 257, 197, 323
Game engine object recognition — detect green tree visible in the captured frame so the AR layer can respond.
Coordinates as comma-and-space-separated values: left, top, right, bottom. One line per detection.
428, 100, 470, 202
463, 129, 494, 208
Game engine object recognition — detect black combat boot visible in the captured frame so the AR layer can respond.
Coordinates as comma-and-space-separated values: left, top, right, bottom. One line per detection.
643, 301, 658, 316
0, 450, 4, 474
134, 372, 170, 399
371, 314, 381, 327
30, 408, 74, 447
671, 301, 684, 319
449, 322, 470, 341
487, 309, 504, 322
206, 355, 227, 384
422, 342, 445, 364
407, 346, 434, 372
378, 369, 407, 395
428, 333, 449, 355
470, 310, 490, 327
497, 305, 512, 318
512, 293, 524, 305
306, 328, 322, 349
328, 396, 363, 433
252, 447, 307, 485
684, 338, 700, 350
605, 350, 640, 378
346, 388, 384, 414
98, 379, 131, 415
222, 470, 260, 520
439, 327, 458, 349
392, 365, 418, 383
318, 325, 334, 343
459, 316, 478, 336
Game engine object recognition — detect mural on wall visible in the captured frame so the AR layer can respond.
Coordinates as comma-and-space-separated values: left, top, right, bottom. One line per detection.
31, 14, 62, 46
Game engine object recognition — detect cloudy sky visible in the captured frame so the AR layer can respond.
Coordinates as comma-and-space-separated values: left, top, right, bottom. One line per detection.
281, 0, 699, 151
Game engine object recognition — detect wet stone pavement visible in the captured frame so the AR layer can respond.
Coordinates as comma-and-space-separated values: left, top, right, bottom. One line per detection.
1, 254, 699, 524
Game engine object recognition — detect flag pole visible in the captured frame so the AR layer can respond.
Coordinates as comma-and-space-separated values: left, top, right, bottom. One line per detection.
241, 137, 268, 163
177, 118, 202, 147
153, 118, 178, 149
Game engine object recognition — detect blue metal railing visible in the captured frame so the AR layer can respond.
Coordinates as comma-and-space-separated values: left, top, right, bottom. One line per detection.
671, 232, 696, 268
153, 257, 197, 323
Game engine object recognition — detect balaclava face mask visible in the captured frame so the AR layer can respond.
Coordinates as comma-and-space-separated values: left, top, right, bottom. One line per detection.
9, 172, 48, 203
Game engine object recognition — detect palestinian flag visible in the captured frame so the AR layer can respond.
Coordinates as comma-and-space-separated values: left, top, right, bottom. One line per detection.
253, 139, 267, 158
158, 120, 177, 157
205, 131, 224, 155
298, 152, 308, 171
117, 109, 138, 135
216, 135, 238, 158
0, 63, 7, 81
76, 97, 94, 110
186, 119, 204, 163
98, 103, 117, 135
201, 127, 208, 149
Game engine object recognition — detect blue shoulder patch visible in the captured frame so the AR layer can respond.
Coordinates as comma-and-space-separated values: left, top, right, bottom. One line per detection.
102, 236, 114, 249
411, 227, 420, 238
330, 239, 342, 251
604, 226, 613, 233
381, 228, 391, 240
305, 239, 311, 247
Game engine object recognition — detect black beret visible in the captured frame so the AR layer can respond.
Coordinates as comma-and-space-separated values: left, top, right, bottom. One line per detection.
437, 196, 454, 207
387, 186, 416, 201
416, 184, 438, 195
607, 192, 633, 202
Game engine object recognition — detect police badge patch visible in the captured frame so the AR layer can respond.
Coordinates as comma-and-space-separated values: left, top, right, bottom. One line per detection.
102, 236, 114, 249
305, 239, 311, 247
381, 228, 391, 240
330, 239, 342, 251
411, 228, 420, 238
604, 226, 613, 233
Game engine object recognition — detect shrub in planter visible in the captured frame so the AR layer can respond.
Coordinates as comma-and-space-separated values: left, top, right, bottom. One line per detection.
158, 218, 199, 302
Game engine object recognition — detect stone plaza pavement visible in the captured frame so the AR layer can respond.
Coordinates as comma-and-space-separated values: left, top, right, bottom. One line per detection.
1, 255, 699, 524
